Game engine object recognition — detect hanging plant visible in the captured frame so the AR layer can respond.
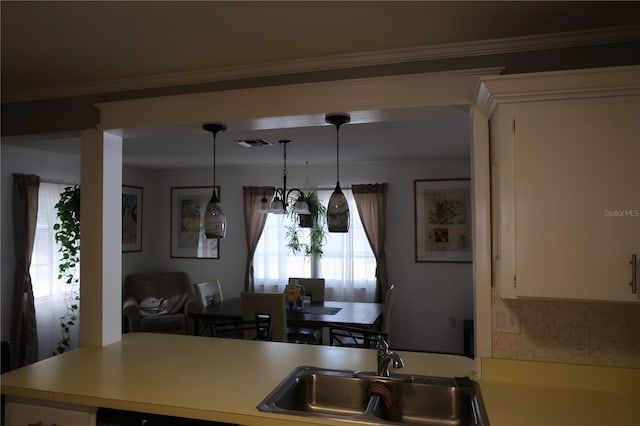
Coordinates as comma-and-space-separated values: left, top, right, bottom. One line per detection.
52, 185, 80, 355
286, 191, 327, 258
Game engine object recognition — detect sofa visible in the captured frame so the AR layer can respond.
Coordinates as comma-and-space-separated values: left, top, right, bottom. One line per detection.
123, 271, 197, 334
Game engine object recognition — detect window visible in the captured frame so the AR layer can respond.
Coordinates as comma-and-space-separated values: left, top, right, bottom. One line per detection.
30, 182, 79, 360
254, 189, 377, 302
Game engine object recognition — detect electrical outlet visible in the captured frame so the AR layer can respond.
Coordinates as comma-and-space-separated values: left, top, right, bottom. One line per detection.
569, 327, 590, 355
493, 307, 520, 334
448, 317, 457, 328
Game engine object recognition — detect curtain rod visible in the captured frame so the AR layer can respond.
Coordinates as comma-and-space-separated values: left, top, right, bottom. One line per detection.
41, 179, 79, 186
310, 186, 352, 191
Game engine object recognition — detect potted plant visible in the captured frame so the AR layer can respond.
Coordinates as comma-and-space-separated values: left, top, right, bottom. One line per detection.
52, 185, 80, 354
286, 191, 327, 258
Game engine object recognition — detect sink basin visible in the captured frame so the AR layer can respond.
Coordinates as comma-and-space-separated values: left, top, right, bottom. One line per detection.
267, 369, 370, 417
258, 366, 489, 425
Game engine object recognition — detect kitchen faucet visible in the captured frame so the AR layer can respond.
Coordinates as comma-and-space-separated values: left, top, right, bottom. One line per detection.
376, 335, 404, 377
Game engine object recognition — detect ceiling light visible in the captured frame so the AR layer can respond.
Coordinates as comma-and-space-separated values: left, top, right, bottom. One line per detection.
325, 113, 350, 233
235, 139, 272, 148
258, 139, 310, 215
203, 123, 227, 239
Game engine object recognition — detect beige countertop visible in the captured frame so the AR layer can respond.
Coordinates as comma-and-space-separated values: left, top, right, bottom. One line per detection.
479, 357, 639, 426
1, 333, 637, 425
0, 333, 475, 425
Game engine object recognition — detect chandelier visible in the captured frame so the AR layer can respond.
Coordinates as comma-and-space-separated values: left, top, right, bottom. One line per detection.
258, 139, 310, 215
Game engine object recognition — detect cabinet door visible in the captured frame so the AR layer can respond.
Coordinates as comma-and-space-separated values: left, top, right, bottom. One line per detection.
509, 96, 639, 301
491, 96, 640, 302
491, 105, 518, 299
5, 399, 97, 426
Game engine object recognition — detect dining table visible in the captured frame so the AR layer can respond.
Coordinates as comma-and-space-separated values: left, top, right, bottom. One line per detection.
189, 297, 384, 336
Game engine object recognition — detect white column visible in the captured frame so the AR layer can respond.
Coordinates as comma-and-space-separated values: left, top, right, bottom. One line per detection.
79, 129, 122, 347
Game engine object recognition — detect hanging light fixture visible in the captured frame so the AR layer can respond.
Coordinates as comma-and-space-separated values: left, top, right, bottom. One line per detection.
325, 113, 350, 232
203, 123, 227, 239
258, 139, 310, 215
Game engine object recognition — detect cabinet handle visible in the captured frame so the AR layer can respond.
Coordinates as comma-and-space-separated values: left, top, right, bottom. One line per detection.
632, 254, 638, 295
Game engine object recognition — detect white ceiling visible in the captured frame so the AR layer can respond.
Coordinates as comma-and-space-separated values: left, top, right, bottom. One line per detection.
120, 107, 472, 169
2, 1, 638, 168
6, 106, 471, 169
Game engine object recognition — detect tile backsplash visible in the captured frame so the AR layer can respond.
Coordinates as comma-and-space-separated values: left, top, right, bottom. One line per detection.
492, 290, 640, 368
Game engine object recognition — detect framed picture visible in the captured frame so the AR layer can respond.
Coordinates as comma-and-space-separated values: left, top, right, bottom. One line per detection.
414, 179, 472, 263
170, 186, 220, 259
122, 185, 143, 252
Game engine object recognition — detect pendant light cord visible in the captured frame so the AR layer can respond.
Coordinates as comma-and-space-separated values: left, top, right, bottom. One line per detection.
282, 140, 288, 198
325, 113, 350, 186
203, 123, 226, 203
212, 133, 217, 190
335, 124, 340, 183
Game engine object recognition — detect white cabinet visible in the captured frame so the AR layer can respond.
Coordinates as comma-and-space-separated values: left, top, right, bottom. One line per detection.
5, 397, 97, 426
482, 66, 640, 302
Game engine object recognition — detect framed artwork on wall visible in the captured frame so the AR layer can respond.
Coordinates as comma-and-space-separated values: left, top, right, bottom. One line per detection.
122, 185, 143, 252
414, 178, 472, 263
170, 186, 220, 259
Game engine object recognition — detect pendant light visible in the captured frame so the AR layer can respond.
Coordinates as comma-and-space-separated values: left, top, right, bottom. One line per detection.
258, 139, 310, 215
203, 123, 227, 239
325, 113, 350, 232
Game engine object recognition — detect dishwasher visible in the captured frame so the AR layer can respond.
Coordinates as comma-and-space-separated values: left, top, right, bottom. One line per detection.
96, 408, 236, 426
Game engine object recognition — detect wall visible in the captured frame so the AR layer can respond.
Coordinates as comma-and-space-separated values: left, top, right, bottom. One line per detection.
492, 290, 640, 368
1, 137, 473, 355
122, 158, 474, 354
0, 144, 81, 340
3, 140, 637, 363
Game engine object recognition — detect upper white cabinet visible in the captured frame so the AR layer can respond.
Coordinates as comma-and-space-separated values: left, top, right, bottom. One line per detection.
479, 66, 640, 302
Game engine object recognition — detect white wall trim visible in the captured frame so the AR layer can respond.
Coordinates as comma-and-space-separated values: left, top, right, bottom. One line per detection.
96, 68, 503, 130
7, 25, 639, 103
476, 64, 640, 115
470, 106, 493, 377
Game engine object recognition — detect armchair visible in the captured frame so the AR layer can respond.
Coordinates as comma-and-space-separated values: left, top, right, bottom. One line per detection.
123, 271, 196, 334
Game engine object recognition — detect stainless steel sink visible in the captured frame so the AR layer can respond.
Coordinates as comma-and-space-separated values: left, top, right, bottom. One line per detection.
258, 366, 489, 425
266, 369, 371, 417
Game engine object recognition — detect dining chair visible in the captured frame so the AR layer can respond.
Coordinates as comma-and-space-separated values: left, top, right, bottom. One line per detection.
287, 278, 325, 345
329, 284, 395, 348
378, 283, 396, 336
210, 317, 272, 341
328, 325, 388, 349
192, 280, 224, 336
289, 278, 325, 302
193, 279, 223, 309
240, 291, 288, 342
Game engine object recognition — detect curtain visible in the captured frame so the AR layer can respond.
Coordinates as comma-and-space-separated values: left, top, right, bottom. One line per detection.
352, 183, 389, 303
243, 186, 274, 291
11, 174, 40, 368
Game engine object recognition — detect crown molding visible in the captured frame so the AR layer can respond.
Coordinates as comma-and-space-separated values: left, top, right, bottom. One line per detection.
474, 65, 640, 116
5, 25, 640, 103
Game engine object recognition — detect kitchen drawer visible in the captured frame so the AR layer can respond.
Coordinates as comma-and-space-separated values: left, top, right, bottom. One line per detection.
5, 397, 97, 426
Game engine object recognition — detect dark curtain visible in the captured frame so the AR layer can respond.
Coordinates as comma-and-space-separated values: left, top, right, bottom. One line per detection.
10, 174, 40, 368
352, 183, 389, 303
243, 186, 274, 292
